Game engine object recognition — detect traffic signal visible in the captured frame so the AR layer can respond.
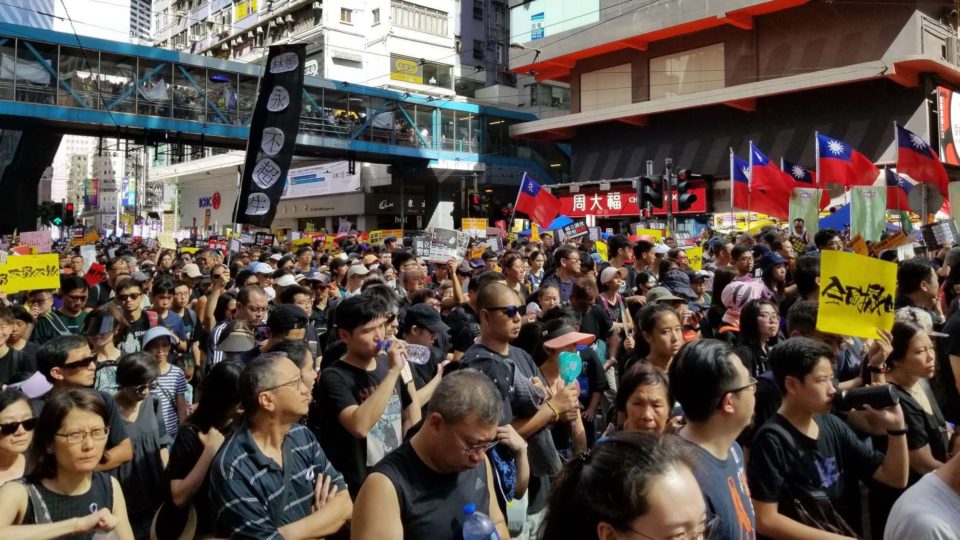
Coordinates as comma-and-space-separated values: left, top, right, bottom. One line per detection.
468, 190, 484, 217
675, 170, 700, 211
64, 202, 75, 226
638, 175, 663, 209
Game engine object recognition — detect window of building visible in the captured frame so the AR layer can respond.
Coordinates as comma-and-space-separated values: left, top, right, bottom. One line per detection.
341, 7, 353, 24
455, 36, 461, 53
372, 8, 380, 25
649, 43, 725, 99
580, 63, 632, 112
473, 2, 483, 20
473, 39, 484, 60
391, 1, 449, 37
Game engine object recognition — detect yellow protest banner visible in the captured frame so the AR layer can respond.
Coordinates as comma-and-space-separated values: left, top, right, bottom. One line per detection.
461, 219, 487, 237
180, 247, 199, 254
291, 237, 313, 247
816, 251, 897, 339
468, 247, 485, 260
635, 228, 664, 242
595, 241, 608, 262
70, 231, 100, 247
368, 229, 402, 245
686, 246, 703, 271
531, 223, 540, 242
0, 254, 60, 293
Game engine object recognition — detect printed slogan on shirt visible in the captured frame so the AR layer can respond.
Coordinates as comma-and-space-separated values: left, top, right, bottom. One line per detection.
816, 250, 896, 339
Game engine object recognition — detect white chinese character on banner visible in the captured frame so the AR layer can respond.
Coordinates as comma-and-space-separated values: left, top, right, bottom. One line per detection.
590, 194, 603, 212
572, 194, 586, 212
607, 192, 622, 210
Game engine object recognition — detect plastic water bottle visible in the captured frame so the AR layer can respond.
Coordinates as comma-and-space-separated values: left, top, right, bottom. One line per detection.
462, 502, 501, 540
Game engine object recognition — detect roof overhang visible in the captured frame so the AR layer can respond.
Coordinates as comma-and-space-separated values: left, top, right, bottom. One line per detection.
510, 56, 960, 141
512, 0, 809, 82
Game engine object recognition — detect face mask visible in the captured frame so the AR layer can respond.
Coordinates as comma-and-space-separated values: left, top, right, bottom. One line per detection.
386, 279, 397, 289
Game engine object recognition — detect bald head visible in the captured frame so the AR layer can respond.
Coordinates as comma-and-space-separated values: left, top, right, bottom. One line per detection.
476, 282, 519, 312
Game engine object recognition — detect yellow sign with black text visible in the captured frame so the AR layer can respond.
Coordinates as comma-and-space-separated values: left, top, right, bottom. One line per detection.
0, 254, 60, 294
816, 251, 896, 339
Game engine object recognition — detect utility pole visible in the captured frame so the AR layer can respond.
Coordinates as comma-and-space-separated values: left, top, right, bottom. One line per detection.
664, 157, 675, 237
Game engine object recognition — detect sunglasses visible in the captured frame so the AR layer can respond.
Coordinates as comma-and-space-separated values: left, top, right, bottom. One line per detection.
485, 305, 527, 318
61, 355, 98, 370
117, 293, 141, 301
0, 417, 37, 435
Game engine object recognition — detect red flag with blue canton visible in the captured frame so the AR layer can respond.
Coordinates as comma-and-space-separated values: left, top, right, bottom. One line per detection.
731, 154, 751, 210
514, 173, 560, 228
885, 168, 913, 211
895, 125, 948, 198
749, 143, 790, 218
816, 133, 879, 187
784, 159, 830, 209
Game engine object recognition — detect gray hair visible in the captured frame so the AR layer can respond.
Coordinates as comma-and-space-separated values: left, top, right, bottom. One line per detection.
428, 369, 502, 425
239, 352, 288, 413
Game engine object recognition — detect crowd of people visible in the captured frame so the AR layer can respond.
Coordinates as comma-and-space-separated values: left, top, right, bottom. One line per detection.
0, 220, 957, 539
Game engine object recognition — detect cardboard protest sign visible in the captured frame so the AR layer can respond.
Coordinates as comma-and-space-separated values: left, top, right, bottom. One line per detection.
847, 234, 868, 257
413, 236, 431, 258
0, 254, 60, 293
83, 262, 106, 287
634, 228, 664, 242
20, 231, 52, 254
560, 220, 588, 240
816, 251, 896, 339
427, 228, 469, 263
158, 232, 177, 250
70, 231, 100, 247
368, 229, 402, 246
686, 246, 703, 271
291, 237, 313, 247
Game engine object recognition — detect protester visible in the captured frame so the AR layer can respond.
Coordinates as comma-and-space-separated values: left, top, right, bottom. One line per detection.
7, 306, 37, 366
0, 389, 33, 485
624, 303, 683, 374
614, 363, 673, 435
31, 276, 90, 345
82, 305, 125, 394
142, 327, 188, 439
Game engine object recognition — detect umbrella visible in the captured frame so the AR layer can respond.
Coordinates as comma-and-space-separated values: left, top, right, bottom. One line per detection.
545, 215, 573, 231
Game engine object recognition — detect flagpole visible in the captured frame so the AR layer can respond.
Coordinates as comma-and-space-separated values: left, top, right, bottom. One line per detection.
747, 142, 754, 233
729, 149, 735, 229
815, 131, 823, 228
508, 172, 526, 236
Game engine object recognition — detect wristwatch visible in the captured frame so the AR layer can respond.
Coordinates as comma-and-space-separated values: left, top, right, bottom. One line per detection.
887, 427, 909, 437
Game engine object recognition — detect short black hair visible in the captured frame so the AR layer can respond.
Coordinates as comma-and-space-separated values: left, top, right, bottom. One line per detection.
392, 250, 415, 270
152, 277, 176, 296
814, 228, 840, 249
116, 352, 159, 388
279, 285, 311, 304
668, 339, 741, 422
794, 254, 821, 298
114, 277, 143, 294
468, 270, 507, 293
267, 339, 312, 370
731, 245, 751, 261
60, 275, 89, 294
633, 240, 654, 259
37, 335, 89, 381
553, 245, 577, 267
786, 299, 818, 336
897, 258, 934, 296
769, 337, 834, 395
616, 363, 671, 414
336, 295, 388, 332
607, 235, 632, 257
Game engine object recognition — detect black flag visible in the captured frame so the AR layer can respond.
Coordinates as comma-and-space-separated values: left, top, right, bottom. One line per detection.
235, 44, 306, 227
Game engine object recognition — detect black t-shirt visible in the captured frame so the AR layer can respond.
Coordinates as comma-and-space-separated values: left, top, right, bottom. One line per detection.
443, 304, 479, 353
313, 356, 412, 497
120, 314, 154, 353
934, 310, 960, 423
747, 413, 884, 533
0, 347, 32, 387
15, 342, 39, 370
576, 347, 606, 409
163, 424, 215, 536
579, 305, 613, 352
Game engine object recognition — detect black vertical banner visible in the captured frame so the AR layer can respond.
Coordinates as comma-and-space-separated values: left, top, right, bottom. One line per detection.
235, 44, 306, 227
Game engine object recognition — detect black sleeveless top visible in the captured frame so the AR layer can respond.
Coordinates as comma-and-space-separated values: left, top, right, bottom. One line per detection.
23, 471, 114, 539
373, 440, 491, 540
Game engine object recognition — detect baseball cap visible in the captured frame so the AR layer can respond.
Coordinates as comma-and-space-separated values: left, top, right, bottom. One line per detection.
250, 262, 273, 275
654, 244, 670, 255
215, 321, 256, 353
646, 287, 685, 304
600, 266, 628, 285
269, 253, 283, 261
347, 264, 371, 279
895, 307, 948, 338
305, 271, 332, 285
182, 263, 202, 278
543, 325, 596, 350
267, 304, 309, 333
758, 252, 787, 273
142, 326, 180, 348
402, 304, 449, 335
274, 274, 298, 288
362, 254, 380, 266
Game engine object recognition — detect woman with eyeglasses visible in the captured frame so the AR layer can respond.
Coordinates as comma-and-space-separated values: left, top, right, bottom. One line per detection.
734, 299, 781, 379
0, 389, 34, 485
0, 388, 135, 540
155, 360, 243, 540
82, 305, 128, 394
540, 432, 708, 540
113, 352, 171, 539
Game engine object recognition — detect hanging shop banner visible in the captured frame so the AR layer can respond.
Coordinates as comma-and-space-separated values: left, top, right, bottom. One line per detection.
816, 251, 896, 339
0, 254, 60, 293
557, 184, 707, 218
236, 44, 306, 227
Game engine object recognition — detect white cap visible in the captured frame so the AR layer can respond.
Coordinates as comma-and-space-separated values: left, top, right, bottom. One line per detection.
274, 274, 297, 287
269, 253, 283, 261
182, 263, 202, 278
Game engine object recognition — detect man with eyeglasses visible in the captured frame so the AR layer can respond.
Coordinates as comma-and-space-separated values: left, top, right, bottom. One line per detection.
33, 335, 132, 471
541, 245, 580, 303
462, 282, 580, 539
313, 295, 421, 499
206, 285, 269, 368
30, 275, 90, 346
352, 370, 516, 540
211, 353, 351, 539
731, 245, 755, 278
669, 339, 757, 540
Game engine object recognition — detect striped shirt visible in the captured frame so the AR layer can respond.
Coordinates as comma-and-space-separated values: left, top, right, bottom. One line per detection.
210, 423, 346, 539
154, 364, 187, 439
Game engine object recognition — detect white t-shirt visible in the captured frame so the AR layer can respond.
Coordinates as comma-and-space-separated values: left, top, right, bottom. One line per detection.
884, 471, 960, 540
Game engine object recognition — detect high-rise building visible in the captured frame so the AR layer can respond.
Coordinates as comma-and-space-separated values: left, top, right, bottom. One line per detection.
0, 0, 54, 29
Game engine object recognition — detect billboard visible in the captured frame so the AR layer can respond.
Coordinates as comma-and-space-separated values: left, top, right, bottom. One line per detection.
282, 162, 361, 199
556, 184, 708, 218
938, 86, 960, 165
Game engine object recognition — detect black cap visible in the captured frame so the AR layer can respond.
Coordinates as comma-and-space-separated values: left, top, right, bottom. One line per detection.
401, 303, 449, 335
267, 304, 309, 333
383, 235, 398, 245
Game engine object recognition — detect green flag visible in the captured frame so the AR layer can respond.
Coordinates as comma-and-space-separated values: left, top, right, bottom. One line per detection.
789, 188, 821, 236
898, 211, 913, 234
850, 186, 887, 241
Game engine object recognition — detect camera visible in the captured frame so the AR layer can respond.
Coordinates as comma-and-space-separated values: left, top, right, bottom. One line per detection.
832, 385, 899, 411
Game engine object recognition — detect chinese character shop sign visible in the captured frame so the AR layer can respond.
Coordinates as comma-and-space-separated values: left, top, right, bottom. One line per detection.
557, 185, 707, 218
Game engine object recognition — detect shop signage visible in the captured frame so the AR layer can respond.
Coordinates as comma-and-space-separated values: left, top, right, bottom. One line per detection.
390, 55, 423, 84
198, 192, 222, 210
557, 184, 708, 217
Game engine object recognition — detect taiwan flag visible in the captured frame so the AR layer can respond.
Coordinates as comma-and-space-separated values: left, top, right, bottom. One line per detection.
784, 159, 830, 209
885, 168, 913, 211
731, 154, 750, 210
895, 124, 949, 197
816, 133, 879, 187
514, 173, 560, 228
749, 143, 790, 219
